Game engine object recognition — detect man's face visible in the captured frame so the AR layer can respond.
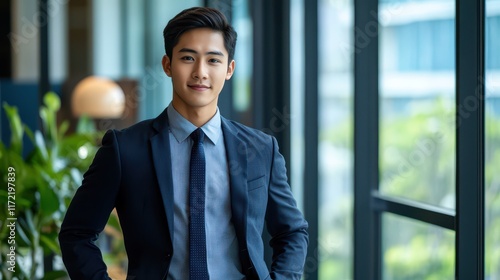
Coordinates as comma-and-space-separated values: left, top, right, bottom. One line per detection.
162, 28, 235, 117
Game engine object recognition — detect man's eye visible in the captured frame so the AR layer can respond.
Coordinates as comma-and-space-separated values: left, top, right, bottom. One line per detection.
181, 56, 194, 61
209, 58, 221, 63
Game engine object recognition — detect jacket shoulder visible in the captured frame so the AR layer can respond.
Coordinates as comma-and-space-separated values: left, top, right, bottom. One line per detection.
222, 118, 273, 142
119, 118, 155, 134
108, 118, 156, 141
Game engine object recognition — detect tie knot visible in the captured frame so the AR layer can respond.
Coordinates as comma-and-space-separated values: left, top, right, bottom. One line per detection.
190, 128, 204, 144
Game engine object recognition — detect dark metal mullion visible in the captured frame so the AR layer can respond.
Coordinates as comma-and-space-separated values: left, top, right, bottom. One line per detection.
353, 0, 380, 279
455, 0, 485, 278
303, 0, 319, 279
251, 0, 265, 129
251, 0, 293, 270
278, 0, 291, 168
250, 0, 291, 157
373, 194, 456, 230
120, 0, 129, 76
39, 0, 50, 101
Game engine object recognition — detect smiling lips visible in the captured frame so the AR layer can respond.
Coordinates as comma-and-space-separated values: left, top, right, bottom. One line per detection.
189, 84, 210, 91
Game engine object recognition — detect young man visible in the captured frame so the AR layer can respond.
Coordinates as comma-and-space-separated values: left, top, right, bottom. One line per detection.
59, 7, 308, 280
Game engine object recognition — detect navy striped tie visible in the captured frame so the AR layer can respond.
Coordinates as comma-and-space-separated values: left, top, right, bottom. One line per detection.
189, 128, 209, 279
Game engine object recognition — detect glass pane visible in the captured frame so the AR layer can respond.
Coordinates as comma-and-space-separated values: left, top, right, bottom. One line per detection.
232, 0, 252, 117
382, 213, 455, 280
318, 0, 353, 279
485, 0, 500, 278
378, 0, 456, 209
290, 0, 305, 211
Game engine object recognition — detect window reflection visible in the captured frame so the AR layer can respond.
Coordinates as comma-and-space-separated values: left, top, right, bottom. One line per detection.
485, 0, 500, 278
290, 0, 305, 211
382, 213, 455, 280
379, 0, 456, 210
318, 0, 354, 279
232, 0, 252, 114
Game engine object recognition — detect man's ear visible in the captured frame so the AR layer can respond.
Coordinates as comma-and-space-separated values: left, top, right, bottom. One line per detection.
226, 60, 235, 80
162, 55, 172, 77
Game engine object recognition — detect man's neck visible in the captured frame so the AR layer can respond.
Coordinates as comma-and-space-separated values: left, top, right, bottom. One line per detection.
171, 102, 217, 127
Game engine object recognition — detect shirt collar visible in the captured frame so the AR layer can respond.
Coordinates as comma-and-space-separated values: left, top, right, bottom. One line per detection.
166, 103, 221, 145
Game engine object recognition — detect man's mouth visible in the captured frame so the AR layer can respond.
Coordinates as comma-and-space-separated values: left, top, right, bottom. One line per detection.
189, 84, 210, 91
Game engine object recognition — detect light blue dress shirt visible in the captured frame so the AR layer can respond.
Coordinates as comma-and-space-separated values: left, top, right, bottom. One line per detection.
166, 104, 244, 280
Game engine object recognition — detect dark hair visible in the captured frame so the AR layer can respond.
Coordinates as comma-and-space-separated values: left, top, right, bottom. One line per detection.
163, 7, 237, 63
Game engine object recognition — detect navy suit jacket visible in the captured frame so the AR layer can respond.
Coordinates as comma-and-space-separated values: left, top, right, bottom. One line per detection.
59, 108, 308, 279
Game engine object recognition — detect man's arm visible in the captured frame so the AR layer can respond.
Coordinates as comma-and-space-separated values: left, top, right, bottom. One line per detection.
266, 137, 309, 280
58, 130, 122, 280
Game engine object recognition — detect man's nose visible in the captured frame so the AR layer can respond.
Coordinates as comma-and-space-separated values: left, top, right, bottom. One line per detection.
192, 62, 208, 80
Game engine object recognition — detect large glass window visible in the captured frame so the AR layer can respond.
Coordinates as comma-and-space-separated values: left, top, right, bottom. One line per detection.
379, 0, 456, 209
318, 0, 354, 278
485, 0, 500, 278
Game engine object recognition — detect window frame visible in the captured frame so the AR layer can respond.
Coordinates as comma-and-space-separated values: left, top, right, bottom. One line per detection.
352, 0, 486, 279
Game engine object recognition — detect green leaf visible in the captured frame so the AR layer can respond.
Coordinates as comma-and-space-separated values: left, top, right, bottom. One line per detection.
43, 92, 61, 112
24, 124, 35, 143
58, 120, 70, 139
40, 234, 61, 255
23, 209, 39, 240
38, 180, 60, 218
40, 106, 57, 146
35, 131, 49, 160
106, 212, 122, 230
42, 92, 61, 145
16, 195, 33, 209
40, 106, 50, 139
2, 103, 24, 153
16, 218, 32, 247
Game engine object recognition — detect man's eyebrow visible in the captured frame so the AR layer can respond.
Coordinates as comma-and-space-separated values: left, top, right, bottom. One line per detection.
178, 48, 225, 56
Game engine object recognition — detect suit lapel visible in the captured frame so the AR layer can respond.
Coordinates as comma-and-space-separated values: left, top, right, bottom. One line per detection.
221, 118, 248, 243
150, 109, 174, 242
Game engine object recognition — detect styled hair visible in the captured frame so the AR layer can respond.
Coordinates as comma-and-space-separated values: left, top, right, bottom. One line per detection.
163, 7, 237, 63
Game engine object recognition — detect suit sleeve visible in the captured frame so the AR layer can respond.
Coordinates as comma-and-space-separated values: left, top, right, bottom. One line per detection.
265, 137, 309, 280
58, 130, 122, 280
